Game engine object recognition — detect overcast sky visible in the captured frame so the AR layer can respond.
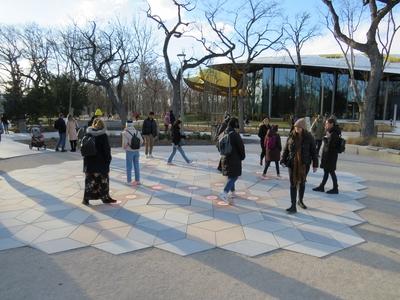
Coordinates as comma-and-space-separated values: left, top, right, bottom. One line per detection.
0, 0, 399, 64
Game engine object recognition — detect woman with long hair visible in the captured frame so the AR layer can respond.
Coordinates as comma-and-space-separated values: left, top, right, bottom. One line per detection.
167, 120, 192, 164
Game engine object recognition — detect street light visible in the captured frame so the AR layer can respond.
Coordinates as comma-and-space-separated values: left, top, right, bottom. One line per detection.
177, 53, 186, 122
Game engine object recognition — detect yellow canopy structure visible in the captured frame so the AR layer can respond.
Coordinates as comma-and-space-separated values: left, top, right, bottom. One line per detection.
184, 68, 239, 96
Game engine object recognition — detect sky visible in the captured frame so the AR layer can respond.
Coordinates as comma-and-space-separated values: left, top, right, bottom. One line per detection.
0, 0, 399, 68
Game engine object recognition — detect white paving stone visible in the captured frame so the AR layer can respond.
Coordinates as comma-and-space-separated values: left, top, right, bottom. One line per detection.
156, 238, 215, 256
220, 239, 278, 257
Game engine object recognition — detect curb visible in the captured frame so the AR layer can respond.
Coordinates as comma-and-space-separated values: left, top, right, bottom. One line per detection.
345, 144, 400, 164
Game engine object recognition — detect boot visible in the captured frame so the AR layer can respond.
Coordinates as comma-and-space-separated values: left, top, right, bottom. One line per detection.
82, 199, 90, 206
102, 196, 117, 204
312, 185, 324, 192
298, 183, 307, 209
326, 187, 339, 194
286, 186, 297, 214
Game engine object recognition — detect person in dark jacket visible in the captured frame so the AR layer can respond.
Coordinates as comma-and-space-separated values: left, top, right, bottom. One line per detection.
169, 110, 176, 126
1, 114, 9, 134
281, 118, 318, 214
258, 117, 271, 165
313, 118, 341, 194
54, 113, 67, 152
219, 117, 246, 204
263, 125, 282, 177
311, 114, 325, 155
167, 120, 192, 164
82, 118, 116, 205
216, 114, 231, 172
142, 112, 158, 158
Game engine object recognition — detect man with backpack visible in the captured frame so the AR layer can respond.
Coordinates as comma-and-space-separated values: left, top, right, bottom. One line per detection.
218, 117, 246, 204
142, 111, 158, 158
122, 120, 143, 186
54, 113, 67, 152
313, 118, 341, 194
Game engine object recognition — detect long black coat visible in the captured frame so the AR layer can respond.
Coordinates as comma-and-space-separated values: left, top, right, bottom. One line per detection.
221, 128, 246, 177
320, 125, 341, 172
83, 128, 112, 174
281, 130, 318, 169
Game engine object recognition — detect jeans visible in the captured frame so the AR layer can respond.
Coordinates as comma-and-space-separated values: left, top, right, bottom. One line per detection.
168, 144, 190, 163
143, 135, 154, 155
126, 151, 140, 182
224, 176, 238, 193
56, 132, 66, 150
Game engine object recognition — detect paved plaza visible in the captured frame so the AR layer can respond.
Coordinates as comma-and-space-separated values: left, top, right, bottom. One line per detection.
0, 143, 367, 258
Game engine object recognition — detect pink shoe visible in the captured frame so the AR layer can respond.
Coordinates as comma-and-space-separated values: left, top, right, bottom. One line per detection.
131, 181, 141, 186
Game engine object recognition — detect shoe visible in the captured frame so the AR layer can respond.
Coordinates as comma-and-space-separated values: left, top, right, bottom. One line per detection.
61, 149, 67, 152
259, 160, 263, 166
187, 160, 193, 164
313, 185, 324, 192
326, 188, 339, 194
219, 192, 230, 204
132, 181, 141, 186
55, 148, 59, 152
82, 199, 89, 206
149, 154, 154, 158
286, 206, 297, 214
262, 173, 267, 178
277, 174, 281, 177
102, 198, 117, 204
297, 201, 307, 209
167, 162, 174, 165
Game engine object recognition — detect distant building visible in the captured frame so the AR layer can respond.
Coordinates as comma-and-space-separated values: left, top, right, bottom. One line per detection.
186, 54, 400, 120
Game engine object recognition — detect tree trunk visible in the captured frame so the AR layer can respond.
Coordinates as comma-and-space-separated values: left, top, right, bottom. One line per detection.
361, 49, 383, 138
105, 86, 127, 127
295, 68, 305, 118
238, 96, 245, 133
172, 81, 181, 117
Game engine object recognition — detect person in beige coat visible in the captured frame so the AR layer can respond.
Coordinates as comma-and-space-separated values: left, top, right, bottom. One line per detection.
67, 114, 79, 152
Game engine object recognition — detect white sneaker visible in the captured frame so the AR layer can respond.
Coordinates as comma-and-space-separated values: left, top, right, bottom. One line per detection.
149, 154, 154, 158
219, 192, 229, 204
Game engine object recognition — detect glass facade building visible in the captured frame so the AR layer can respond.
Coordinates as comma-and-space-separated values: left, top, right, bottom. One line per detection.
212, 55, 400, 120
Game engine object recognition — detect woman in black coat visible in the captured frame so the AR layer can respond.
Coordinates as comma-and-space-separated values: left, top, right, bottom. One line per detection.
258, 117, 271, 165
82, 119, 116, 205
219, 117, 246, 204
263, 125, 282, 177
281, 118, 318, 213
167, 120, 192, 164
313, 118, 341, 194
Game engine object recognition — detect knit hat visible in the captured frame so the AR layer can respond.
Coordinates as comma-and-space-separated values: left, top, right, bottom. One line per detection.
294, 118, 306, 130
94, 108, 103, 116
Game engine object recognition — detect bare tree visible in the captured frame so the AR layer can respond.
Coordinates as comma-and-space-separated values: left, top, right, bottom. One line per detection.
281, 12, 319, 118
147, 0, 235, 118
227, 0, 282, 131
322, 0, 400, 138
63, 21, 138, 125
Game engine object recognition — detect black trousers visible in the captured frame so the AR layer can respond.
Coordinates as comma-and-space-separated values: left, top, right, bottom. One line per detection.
263, 161, 280, 175
288, 165, 310, 204
260, 141, 265, 163
320, 169, 338, 188
70, 140, 77, 152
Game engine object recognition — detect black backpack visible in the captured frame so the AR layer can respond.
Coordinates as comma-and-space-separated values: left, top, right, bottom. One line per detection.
80, 134, 97, 157
337, 136, 346, 153
128, 131, 141, 150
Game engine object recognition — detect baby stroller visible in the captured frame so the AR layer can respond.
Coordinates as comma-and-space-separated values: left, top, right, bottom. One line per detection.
29, 126, 46, 150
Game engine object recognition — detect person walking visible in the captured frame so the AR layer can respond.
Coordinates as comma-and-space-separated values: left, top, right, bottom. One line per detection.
311, 114, 325, 155
219, 117, 246, 204
167, 120, 192, 164
169, 110, 176, 127
258, 117, 271, 166
1, 114, 9, 134
142, 112, 158, 158
122, 120, 143, 186
82, 118, 116, 205
216, 113, 231, 172
54, 113, 67, 152
280, 118, 318, 214
66, 114, 79, 152
262, 125, 282, 177
313, 118, 341, 194
0, 120, 4, 142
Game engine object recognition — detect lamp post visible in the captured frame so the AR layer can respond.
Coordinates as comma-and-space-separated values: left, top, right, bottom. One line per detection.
177, 53, 186, 122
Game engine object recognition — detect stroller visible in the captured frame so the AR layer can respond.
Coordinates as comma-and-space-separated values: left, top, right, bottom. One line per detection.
29, 126, 46, 150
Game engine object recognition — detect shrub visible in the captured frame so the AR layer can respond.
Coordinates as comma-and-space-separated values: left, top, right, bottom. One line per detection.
339, 122, 392, 133
347, 137, 400, 150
